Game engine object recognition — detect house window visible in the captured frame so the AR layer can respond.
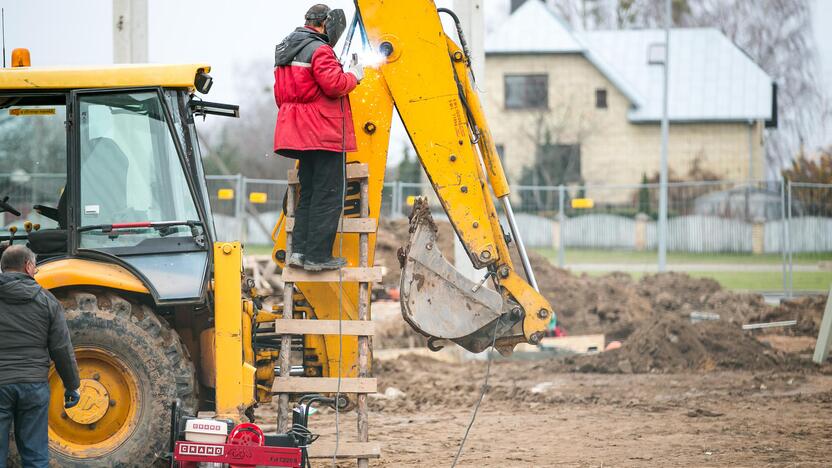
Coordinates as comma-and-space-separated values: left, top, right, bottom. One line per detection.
595, 88, 608, 109
504, 74, 548, 110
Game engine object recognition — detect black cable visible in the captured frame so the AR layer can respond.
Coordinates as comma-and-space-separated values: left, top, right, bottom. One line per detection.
450, 317, 501, 467
333, 85, 349, 468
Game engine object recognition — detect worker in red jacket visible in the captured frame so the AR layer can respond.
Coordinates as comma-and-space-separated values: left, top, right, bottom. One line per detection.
274, 4, 363, 271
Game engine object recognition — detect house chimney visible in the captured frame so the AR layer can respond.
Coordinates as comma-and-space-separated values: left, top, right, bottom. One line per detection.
510, 0, 528, 14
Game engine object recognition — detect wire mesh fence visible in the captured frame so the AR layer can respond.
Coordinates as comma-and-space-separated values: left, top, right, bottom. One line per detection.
1, 172, 829, 295
198, 176, 830, 295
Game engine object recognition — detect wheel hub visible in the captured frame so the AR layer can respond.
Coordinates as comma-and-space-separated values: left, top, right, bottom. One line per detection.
48, 347, 140, 457
65, 378, 110, 425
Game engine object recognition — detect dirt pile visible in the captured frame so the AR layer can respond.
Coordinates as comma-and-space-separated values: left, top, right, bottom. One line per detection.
749, 295, 828, 336
563, 314, 794, 373
371, 222, 818, 376
375, 219, 766, 337
515, 249, 763, 336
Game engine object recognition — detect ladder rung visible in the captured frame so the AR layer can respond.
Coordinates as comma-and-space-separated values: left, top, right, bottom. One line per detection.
288, 163, 369, 184
307, 442, 381, 459
282, 267, 383, 283
268, 319, 375, 336
285, 217, 377, 234
272, 377, 376, 393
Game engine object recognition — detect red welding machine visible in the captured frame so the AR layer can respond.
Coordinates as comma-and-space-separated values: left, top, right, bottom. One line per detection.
169, 394, 348, 468
173, 422, 302, 467
173, 440, 302, 467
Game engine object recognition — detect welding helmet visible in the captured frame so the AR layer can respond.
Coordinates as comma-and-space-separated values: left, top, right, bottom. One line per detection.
305, 5, 347, 47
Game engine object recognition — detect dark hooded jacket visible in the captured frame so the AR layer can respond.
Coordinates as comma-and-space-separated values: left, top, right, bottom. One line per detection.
0, 271, 79, 389
273, 27, 357, 155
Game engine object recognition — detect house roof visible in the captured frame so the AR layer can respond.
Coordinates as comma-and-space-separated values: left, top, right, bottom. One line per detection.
485, 0, 583, 54
485, 0, 773, 123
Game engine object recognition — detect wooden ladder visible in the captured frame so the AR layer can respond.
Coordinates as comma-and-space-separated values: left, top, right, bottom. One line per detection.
275, 163, 380, 466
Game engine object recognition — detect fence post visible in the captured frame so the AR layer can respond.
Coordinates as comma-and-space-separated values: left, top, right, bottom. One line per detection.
235, 174, 245, 242
780, 180, 788, 295
557, 184, 565, 268
813, 287, 832, 364
635, 213, 649, 251
787, 180, 793, 298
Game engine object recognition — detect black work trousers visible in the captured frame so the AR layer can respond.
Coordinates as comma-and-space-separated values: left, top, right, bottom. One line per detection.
292, 150, 344, 263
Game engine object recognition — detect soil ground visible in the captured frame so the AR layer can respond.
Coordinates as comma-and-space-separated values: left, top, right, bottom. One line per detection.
257, 221, 832, 467
262, 357, 832, 467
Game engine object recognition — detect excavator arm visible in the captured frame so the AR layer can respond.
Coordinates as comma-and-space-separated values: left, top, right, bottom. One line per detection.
272, 0, 551, 364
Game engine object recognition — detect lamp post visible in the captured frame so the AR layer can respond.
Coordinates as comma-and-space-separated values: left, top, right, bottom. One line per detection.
657, 0, 672, 272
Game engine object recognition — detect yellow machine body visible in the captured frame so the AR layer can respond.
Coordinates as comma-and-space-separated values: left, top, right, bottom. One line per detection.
3, 0, 553, 461
212, 242, 258, 420
35, 258, 149, 294
0, 63, 210, 91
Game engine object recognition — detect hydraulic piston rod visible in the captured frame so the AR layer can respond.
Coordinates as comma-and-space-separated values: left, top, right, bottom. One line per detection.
500, 195, 539, 292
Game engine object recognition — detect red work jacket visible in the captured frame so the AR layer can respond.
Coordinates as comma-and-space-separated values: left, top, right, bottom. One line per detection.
273, 27, 358, 155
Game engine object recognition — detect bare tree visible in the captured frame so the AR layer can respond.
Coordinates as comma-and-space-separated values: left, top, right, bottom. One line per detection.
200, 60, 294, 180
541, 0, 826, 174
683, 1, 827, 175
517, 99, 597, 212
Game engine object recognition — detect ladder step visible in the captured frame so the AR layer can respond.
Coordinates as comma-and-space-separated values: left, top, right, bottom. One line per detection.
268, 319, 375, 336
307, 442, 381, 459
288, 163, 369, 184
282, 267, 383, 283
272, 377, 376, 394
285, 217, 377, 234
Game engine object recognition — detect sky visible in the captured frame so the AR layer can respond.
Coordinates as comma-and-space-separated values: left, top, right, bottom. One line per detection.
0, 0, 830, 162
0, 0, 504, 166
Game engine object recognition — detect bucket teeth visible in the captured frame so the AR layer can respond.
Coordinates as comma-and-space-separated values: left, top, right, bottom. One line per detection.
398, 199, 522, 354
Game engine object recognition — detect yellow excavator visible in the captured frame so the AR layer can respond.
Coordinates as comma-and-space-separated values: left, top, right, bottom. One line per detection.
0, 0, 551, 465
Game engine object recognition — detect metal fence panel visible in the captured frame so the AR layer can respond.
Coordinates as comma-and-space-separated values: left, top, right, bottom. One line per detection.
5, 170, 828, 295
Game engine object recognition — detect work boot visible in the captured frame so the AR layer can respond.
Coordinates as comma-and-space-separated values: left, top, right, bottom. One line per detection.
303, 257, 347, 271
287, 253, 305, 268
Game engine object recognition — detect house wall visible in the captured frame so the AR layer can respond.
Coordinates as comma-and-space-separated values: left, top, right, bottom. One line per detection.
483, 54, 766, 192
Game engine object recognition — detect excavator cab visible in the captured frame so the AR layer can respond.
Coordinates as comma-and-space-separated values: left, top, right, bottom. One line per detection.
0, 63, 251, 465
0, 84, 217, 302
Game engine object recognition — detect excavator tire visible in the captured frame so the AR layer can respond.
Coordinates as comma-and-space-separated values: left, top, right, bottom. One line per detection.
9, 290, 198, 467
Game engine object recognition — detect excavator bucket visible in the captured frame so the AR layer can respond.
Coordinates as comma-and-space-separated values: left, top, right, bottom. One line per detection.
399, 199, 521, 354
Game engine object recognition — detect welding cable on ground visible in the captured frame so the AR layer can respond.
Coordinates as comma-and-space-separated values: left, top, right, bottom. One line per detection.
450, 317, 502, 468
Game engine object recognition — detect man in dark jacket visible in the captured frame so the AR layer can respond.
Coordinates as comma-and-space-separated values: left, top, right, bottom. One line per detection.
274, 4, 364, 271
0, 245, 80, 466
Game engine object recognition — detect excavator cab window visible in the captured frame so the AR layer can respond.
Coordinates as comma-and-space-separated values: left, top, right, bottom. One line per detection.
76, 91, 201, 250
0, 93, 68, 255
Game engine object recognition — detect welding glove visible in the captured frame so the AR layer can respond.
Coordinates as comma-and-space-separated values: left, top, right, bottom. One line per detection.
348, 53, 365, 83
64, 388, 81, 409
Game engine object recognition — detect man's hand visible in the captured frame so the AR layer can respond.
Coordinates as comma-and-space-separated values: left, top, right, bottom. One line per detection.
64, 388, 81, 409
348, 53, 364, 83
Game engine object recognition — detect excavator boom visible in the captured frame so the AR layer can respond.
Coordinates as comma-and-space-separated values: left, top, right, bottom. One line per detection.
272, 0, 552, 363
